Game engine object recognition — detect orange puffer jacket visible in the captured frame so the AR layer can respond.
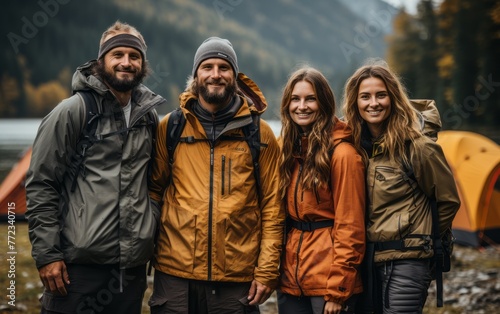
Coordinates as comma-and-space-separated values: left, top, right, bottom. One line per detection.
279, 118, 366, 305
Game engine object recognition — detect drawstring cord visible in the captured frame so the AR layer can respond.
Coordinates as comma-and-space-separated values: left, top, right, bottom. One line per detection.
120, 269, 123, 293
384, 261, 394, 309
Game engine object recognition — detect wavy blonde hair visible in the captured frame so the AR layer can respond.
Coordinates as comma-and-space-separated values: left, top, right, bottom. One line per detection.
342, 62, 421, 164
279, 67, 336, 199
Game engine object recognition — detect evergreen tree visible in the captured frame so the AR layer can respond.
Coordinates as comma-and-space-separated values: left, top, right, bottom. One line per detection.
386, 9, 420, 98
415, 0, 439, 101
451, 0, 479, 126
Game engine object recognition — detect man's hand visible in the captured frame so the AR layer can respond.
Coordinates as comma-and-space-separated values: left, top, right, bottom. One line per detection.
247, 280, 273, 305
38, 260, 70, 296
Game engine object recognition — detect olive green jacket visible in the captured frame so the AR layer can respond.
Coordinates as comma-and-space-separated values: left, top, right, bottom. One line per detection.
365, 135, 460, 263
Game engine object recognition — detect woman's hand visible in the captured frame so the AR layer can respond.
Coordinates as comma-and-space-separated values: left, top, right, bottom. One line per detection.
324, 300, 343, 314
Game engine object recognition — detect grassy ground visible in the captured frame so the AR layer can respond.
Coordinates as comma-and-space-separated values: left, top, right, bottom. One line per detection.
0, 222, 154, 313
0, 222, 43, 313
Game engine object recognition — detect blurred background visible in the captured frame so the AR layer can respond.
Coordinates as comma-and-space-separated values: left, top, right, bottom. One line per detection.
1, 0, 500, 313
1, 0, 499, 134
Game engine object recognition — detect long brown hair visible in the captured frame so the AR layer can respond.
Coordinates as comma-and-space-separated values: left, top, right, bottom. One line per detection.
342, 62, 421, 164
279, 67, 336, 199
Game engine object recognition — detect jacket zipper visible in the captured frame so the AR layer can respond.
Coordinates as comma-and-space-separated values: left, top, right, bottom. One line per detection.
208, 144, 214, 281
295, 232, 305, 296
221, 155, 225, 195
294, 163, 303, 219
228, 158, 232, 194
293, 163, 305, 295
314, 185, 321, 204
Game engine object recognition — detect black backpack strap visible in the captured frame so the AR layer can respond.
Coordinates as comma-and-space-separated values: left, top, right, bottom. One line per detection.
69, 90, 101, 192
242, 113, 263, 203
166, 110, 263, 203
166, 108, 186, 185
402, 141, 444, 307
430, 196, 444, 307
146, 110, 159, 184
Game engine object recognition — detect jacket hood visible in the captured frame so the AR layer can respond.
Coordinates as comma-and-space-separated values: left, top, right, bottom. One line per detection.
295, 117, 354, 161
71, 60, 166, 110
411, 99, 441, 141
333, 117, 354, 146
72, 60, 108, 96
179, 72, 268, 115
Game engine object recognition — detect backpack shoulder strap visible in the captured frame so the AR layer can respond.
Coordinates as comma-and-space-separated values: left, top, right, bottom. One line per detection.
242, 112, 262, 202
146, 109, 159, 182
69, 90, 101, 192
401, 140, 445, 307
79, 90, 101, 137
166, 108, 186, 184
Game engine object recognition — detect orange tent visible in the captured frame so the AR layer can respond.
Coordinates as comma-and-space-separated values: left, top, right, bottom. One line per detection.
437, 131, 500, 247
0, 147, 31, 220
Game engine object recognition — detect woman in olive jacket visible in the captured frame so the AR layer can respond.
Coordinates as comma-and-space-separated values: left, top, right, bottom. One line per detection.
342, 61, 460, 313
278, 67, 366, 314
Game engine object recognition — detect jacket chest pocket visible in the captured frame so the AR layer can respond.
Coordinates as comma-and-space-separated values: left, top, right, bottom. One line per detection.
371, 166, 413, 210
219, 146, 254, 200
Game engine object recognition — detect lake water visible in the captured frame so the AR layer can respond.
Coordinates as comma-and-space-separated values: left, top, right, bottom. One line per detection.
0, 118, 282, 182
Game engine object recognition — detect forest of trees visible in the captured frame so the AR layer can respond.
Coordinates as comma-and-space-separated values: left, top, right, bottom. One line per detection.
386, 0, 500, 131
1, 0, 499, 133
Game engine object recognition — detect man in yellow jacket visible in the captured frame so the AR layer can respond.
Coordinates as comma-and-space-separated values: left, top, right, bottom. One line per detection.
148, 37, 284, 313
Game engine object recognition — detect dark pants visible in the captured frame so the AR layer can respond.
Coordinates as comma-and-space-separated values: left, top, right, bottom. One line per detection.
277, 291, 358, 314
149, 270, 260, 314
40, 263, 147, 314
377, 259, 433, 314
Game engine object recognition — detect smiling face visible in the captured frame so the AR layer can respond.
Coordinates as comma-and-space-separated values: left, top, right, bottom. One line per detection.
357, 76, 391, 138
195, 58, 236, 111
288, 80, 320, 133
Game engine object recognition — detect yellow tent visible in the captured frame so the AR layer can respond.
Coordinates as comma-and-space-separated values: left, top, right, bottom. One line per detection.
437, 131, 500, 247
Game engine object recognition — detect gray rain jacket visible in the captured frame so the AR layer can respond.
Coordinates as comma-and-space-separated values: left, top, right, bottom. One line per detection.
26, 60, 165, 269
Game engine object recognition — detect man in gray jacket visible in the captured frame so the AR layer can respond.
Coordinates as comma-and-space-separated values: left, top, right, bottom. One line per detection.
25, 21, 165, 313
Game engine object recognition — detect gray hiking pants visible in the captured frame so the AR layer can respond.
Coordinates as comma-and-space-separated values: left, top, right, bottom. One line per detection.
149, 270, 259, 314
377, 259, 433, 314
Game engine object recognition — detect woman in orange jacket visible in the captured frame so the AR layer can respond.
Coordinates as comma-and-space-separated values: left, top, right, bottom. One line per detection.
278, 66, 366, 314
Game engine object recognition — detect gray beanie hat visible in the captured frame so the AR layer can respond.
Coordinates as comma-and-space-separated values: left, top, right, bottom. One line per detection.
192, 37, 239, 77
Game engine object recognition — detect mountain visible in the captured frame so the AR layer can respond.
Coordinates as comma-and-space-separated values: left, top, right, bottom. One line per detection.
1, 0, 396, 118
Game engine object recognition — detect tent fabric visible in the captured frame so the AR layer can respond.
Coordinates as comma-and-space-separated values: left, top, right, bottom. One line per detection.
437, 131, 500, 247
0, 147, 31, 220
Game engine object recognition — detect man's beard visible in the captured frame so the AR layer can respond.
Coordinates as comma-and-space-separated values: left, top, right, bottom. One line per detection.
196, 79, 237, 105
95, 60, 147, 92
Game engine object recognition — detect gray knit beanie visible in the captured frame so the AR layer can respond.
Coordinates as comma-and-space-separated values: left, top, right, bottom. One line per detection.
192, 37, 239, 77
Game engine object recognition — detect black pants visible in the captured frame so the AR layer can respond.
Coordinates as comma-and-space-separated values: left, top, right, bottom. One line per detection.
277, 291, 358, 314
149, 270, 260, 314
40, 263, 147, 314
377, 259, 432, 314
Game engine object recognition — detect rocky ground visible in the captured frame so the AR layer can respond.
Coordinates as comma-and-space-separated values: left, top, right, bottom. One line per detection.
422, 245, 500, 313
259, 245, 500, 314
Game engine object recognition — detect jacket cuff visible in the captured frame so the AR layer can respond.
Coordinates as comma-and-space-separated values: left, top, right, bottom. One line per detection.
324, 295, 345, 306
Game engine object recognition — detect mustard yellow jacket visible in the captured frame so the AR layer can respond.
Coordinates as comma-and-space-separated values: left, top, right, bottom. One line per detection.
149, 73, 284, 288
